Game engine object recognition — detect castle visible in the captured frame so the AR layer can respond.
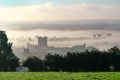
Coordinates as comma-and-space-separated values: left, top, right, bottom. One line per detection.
24, 36, 96, 58
26, 36, 48, 49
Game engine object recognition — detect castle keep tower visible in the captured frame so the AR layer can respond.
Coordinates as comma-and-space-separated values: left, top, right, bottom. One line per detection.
37, 36, 47, 48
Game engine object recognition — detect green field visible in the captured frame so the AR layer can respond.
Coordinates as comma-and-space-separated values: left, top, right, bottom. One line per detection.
0, 72, 119, 80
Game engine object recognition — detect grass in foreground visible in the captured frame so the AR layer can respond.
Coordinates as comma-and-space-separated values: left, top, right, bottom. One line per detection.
0, 72, 119, 80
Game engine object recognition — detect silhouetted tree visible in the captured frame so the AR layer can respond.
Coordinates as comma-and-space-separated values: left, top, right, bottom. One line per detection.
23, 56, 43, 71
44, 53, 64, 71
108, 46, 120, 71
0, 31, 19, 71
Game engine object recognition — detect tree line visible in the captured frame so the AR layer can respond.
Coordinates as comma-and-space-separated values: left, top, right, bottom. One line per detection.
23, 46, 120, 72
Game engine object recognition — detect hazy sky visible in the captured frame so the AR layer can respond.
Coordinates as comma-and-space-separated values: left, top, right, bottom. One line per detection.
0, 0, 119, 6
0, 0, 119, 22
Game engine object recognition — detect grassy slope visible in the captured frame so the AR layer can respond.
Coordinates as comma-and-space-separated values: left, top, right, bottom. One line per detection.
0, 72, 119, 80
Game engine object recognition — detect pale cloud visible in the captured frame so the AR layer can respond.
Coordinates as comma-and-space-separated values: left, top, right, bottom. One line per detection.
0, 3, 119, 22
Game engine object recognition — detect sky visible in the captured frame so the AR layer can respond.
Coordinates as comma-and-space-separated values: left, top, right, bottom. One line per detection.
0, 0, 119, 22
0, 0, 119, 6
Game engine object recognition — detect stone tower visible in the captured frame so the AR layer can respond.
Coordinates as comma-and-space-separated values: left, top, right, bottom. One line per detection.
37, 36, 47, 49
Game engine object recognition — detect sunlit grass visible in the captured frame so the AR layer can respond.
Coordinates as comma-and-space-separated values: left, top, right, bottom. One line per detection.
0, 72, 119, 80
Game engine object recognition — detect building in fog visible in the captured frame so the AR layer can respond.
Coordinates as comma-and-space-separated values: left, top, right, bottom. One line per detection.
24, 36, 96, 58
38, 37, 47, 49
